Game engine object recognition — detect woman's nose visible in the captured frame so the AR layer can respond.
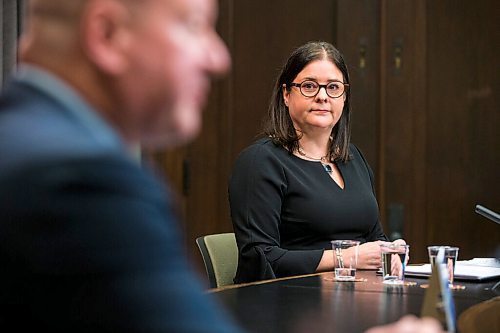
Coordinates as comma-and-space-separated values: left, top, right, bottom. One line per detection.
315, 86, 329, 101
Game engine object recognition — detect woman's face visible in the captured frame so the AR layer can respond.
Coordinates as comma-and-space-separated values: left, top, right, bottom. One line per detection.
283, 59, 345, 135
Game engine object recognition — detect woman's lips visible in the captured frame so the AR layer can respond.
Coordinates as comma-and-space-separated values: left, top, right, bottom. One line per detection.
310, 109, 331, 113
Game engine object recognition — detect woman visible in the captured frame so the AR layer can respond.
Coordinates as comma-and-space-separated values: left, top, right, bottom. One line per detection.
229, 41, 406, 283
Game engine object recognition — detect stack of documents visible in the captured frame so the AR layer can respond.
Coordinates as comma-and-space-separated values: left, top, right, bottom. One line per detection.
405, 258, 500, 281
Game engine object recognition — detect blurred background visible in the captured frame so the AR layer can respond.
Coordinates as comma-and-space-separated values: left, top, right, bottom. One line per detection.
2, 0, 499, 279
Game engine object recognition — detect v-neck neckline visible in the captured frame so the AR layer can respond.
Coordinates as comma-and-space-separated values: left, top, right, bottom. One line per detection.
325, 161, 345, 190
291, 154, 346, 190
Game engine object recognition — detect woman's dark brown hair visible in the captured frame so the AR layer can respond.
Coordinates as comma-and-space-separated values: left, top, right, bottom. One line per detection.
264, 41, 351, 162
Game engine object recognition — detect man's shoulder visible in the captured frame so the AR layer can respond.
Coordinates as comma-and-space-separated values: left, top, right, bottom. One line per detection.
0, 79, 57, 114
0, 82, 124, 172
0, 153, 153, 193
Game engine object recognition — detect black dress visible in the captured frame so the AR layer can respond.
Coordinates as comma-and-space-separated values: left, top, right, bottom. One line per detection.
229, 137, 388, 283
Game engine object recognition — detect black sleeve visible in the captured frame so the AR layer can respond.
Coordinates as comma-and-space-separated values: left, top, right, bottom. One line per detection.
229, 143, 323, 283
0, 156, 241, 332
352, 145, 389, 242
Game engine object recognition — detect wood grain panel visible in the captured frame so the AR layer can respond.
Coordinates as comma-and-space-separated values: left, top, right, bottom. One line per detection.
382, 0, 429, 261
230, 0, 337, 159
336, 0, 380, 179
425, 0, 500, 260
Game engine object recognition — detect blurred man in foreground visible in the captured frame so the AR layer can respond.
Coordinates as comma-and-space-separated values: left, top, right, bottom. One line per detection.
0, 0, 237, 331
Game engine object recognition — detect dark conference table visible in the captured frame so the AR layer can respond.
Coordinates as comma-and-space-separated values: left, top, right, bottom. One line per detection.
213, 270, 499, 333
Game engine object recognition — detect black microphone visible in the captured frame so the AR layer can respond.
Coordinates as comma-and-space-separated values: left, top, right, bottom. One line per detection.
475, 204, 500, 225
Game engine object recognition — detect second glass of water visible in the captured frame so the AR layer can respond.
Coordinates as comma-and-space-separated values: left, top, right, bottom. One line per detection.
427, 246, 459, 286
380, 243, 409, 285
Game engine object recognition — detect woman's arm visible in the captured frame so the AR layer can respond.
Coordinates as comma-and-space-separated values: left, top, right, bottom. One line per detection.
229, 142, 323, 281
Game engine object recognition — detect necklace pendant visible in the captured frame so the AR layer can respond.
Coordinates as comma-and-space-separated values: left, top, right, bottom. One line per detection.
322, 164, 333, 174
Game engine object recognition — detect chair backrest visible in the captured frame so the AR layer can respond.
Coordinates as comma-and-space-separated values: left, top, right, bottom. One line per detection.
195, 233, 238, 288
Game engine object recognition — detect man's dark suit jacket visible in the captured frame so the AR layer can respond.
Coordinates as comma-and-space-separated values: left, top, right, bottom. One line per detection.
0, 75, 239, 332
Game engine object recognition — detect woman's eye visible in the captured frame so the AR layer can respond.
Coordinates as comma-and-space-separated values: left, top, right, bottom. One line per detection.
302, 82, 316, 90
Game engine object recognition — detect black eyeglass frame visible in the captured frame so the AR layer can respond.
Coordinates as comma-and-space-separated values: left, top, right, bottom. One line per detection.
287, 80, 349, 99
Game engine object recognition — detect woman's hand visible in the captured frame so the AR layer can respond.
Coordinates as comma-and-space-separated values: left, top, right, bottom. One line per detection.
357, 240, 389, 269
391, 238, 410, 264
392, 239, 406, 246
316, 238, 409, 272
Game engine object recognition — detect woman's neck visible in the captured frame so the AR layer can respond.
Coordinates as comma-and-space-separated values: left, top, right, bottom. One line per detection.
297, 132, 331, 161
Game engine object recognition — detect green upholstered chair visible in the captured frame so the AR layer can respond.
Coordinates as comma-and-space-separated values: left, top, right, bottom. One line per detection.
195, 233, 238, 288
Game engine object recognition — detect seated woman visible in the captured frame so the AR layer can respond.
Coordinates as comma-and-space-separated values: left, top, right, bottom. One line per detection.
228, 41, 406, 283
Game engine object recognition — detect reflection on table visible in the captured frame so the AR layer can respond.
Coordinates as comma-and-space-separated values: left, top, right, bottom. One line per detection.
213, 270, 499, 333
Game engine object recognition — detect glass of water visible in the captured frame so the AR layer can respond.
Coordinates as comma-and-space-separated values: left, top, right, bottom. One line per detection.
427, 246, 460, 288
380, 243, 410, 284
331, 240, 360, 281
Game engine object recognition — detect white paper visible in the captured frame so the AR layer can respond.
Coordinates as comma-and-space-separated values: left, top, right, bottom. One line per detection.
405, 259, 500, 281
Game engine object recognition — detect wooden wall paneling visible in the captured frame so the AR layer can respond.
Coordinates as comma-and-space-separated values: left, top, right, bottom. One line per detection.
409, 1, 428, 262
383, 0, 428, 262
230, 0, 337, 160
336, 0, 381, 183
425, 0, 500, 259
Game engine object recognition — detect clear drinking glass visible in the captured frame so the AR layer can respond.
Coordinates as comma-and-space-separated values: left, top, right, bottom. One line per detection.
331, 240, 360, 281
427, 246, 461, 288
380, 243, 409, 284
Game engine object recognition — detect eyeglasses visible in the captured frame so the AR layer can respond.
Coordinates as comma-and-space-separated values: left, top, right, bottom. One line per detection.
288, 80, 349, 99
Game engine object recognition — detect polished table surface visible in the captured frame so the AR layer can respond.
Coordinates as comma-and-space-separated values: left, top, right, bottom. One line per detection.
213, 270, 500, 333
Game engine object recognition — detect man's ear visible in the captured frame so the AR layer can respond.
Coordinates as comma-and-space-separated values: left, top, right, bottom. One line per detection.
81, 0, 132, 74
